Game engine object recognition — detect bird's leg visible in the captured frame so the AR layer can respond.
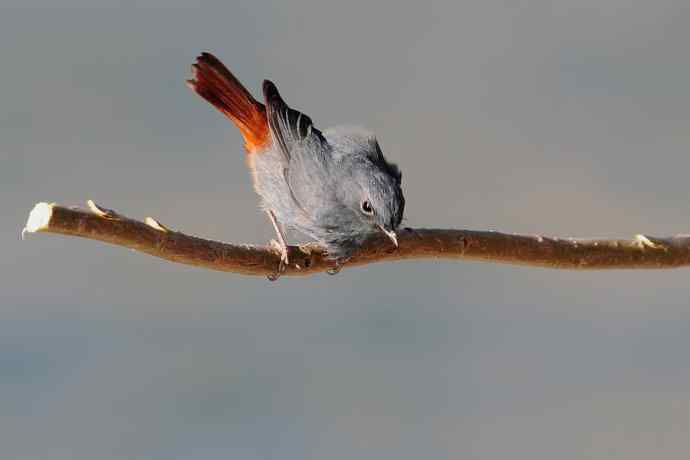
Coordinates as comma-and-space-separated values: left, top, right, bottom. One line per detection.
267, 210, 289, 264
266, 210, 289, 281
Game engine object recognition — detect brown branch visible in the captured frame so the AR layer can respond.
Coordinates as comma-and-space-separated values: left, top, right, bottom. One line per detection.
22, 201, 690, 278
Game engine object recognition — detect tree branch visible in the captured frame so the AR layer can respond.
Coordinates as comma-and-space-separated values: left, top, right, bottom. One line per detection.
22, 201, 690, 277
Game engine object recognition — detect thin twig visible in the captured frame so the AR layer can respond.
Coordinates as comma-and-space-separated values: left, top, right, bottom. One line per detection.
22, 201, 690, 277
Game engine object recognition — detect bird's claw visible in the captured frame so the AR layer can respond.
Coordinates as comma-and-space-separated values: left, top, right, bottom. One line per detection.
267, 239, 289, 281
326, 256, 350, 276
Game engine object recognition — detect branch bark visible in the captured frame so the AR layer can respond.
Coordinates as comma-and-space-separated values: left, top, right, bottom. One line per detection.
23, 201, 690, 278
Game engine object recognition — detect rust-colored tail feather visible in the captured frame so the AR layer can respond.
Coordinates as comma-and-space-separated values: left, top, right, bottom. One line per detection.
187, 53, 269, 152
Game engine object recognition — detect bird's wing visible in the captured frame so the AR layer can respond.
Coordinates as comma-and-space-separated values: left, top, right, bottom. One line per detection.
262, 80, 333, 215
262, 80, 326, 161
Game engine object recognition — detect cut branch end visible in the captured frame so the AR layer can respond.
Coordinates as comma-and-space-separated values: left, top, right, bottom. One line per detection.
24, 202, 54, 235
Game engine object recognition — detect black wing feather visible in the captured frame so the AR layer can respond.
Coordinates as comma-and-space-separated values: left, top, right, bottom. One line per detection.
262, 80, 321, 160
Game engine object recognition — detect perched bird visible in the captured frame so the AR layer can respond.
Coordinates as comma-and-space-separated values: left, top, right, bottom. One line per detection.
187, 52, 404, 273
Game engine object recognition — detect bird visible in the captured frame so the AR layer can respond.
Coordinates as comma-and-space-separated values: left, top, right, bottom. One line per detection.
186, 52, 404, 275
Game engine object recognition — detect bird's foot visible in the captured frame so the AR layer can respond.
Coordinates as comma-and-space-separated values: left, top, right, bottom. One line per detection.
326, 256, 350, 276
267, 239, 289, 281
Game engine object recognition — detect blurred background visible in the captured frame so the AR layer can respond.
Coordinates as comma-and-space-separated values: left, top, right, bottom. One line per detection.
3, 1, 690, 459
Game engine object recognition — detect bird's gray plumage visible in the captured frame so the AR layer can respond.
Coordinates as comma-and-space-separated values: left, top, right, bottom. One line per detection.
254, 81, 404, 260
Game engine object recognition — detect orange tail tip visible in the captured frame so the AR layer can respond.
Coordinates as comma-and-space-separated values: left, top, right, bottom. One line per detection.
187, 52, 270, 153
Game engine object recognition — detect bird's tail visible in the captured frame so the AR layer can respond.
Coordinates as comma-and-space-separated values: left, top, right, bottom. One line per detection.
187, 52, 270, 152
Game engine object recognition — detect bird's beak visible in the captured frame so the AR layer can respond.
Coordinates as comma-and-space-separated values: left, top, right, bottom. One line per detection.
378, 225, 398, 247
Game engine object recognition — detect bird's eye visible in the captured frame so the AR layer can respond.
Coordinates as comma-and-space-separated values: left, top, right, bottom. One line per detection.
361, 200, 374, 215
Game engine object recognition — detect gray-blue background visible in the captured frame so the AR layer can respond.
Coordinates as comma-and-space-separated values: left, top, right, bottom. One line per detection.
4, 1, 690, 459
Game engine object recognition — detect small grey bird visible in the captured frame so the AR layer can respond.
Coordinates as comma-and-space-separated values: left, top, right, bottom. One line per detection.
187, 52, 404, 271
